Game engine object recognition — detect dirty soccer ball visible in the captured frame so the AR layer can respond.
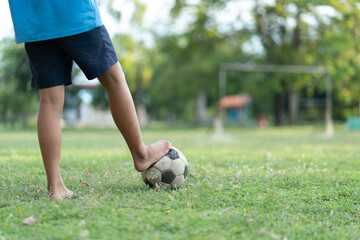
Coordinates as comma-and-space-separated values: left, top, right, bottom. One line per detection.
141, 147, 189, 189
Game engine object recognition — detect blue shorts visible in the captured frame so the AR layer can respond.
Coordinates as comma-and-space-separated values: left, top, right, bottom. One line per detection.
24, 25, 118, 89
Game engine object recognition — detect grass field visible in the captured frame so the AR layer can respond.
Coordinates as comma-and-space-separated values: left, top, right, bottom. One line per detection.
1, 126, 360, 239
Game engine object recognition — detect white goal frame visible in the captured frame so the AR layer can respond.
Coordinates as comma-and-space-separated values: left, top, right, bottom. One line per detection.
218, 63, 334, 137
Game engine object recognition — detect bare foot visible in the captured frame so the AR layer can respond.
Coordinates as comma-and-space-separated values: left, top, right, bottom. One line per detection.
133, 140, 172, 172
48, 184, 75, 200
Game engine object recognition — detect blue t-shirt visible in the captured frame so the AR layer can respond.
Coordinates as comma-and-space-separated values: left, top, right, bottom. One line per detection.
8, 0, 103, 43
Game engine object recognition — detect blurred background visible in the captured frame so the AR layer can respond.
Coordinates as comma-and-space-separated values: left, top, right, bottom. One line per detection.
0, 0, 360, 132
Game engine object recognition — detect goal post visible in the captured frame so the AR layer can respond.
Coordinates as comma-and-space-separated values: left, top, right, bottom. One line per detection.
218, 63, 334, 137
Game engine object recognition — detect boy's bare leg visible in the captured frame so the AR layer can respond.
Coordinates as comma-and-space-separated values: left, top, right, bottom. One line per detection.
38, 85, 74, 200
98, 62, 172, 172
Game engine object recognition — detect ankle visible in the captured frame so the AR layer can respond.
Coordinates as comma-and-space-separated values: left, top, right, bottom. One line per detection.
47, 180, 66, 193
131, 143, 148, 161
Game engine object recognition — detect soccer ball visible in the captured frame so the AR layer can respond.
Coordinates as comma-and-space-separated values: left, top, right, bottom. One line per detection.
141, 147, 189, 189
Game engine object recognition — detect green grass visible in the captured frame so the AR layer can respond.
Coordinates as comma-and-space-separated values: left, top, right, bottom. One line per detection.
1, 126, 360, 239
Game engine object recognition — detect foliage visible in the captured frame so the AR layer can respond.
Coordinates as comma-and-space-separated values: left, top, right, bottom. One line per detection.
0, 39, 37, 127
113, 34, 153, 105
314, 0, 360, 118
92, 34, 153, 110
1, 0, 360, 125
149, 0, 249, 122
92, 0, 151, 110
151, 0, 360, 123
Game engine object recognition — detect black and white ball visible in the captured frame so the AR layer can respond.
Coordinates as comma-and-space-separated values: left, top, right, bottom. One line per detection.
141, 147, 189, 189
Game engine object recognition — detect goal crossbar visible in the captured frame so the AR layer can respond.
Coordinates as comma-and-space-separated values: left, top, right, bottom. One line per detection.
218, 63, 334, 137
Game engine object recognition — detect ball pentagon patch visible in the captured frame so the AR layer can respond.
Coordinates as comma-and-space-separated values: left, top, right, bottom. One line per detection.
167, 148, 179, 159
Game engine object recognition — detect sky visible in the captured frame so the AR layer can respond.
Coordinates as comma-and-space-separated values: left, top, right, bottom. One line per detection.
0, 1, 12, 39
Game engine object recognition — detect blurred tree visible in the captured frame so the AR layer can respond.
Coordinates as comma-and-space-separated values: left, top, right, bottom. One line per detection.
149, 0, 249, 124
252, 1, 321, 125
93, 0, 150, 126
94, 0, 360, 126
0, 39, 37, 127
99, 0, 146, 26
250, 0, 360, 124
313, 0, 360, 119
94, 0, 251, 125
115, 34, 153, 126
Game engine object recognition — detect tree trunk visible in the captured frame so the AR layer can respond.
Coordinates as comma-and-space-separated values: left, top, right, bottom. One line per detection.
288, 89, 299, 124
4, 107, 10, 124
354, 4, 359, 116
274, 92, 283, 126
134, 88, 148, 128
136, 103, 148, 128
195, 91, 207, 125
21, 113, 28, 128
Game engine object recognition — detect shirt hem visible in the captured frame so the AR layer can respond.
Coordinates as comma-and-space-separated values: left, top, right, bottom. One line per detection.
15, 20, 103, 44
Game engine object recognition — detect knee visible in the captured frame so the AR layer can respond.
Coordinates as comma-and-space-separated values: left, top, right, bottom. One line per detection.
39, 88, 64, 108
39, 95, 64, 108
98, 63, 126, 90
